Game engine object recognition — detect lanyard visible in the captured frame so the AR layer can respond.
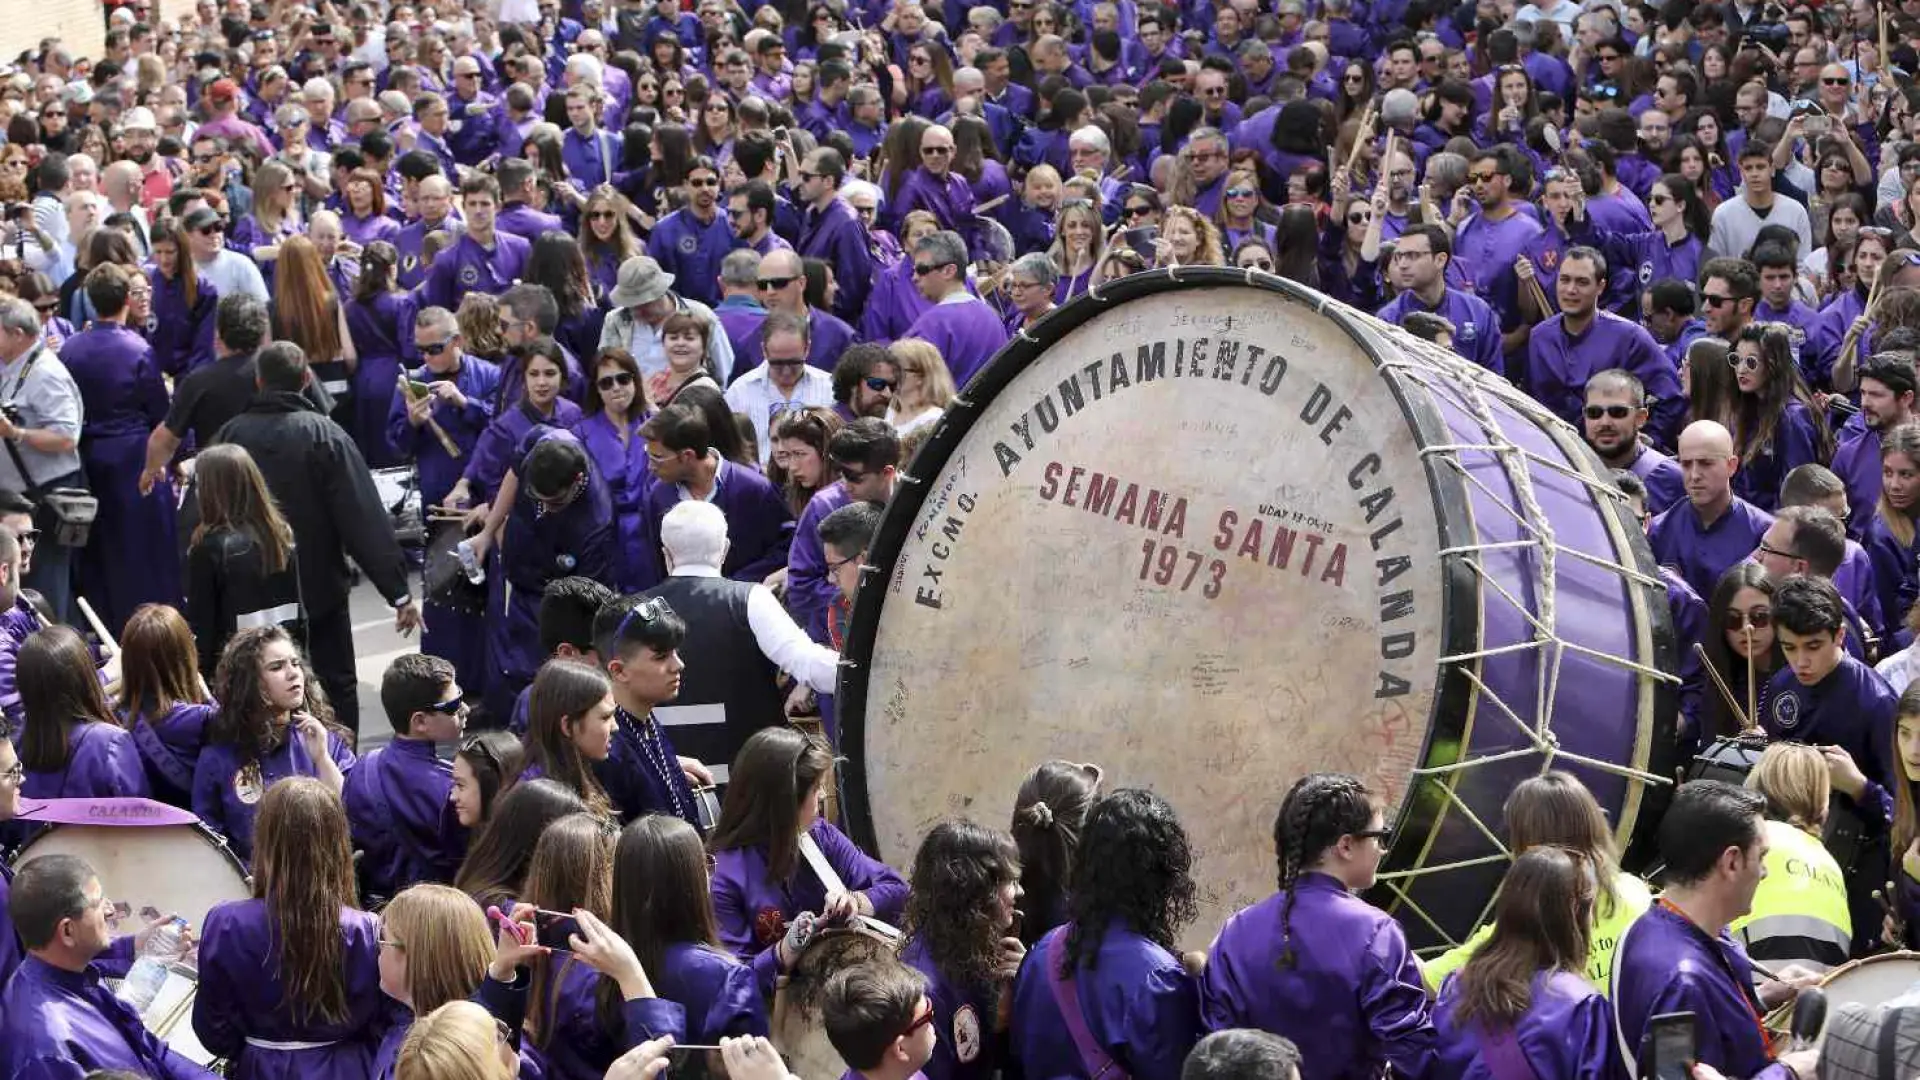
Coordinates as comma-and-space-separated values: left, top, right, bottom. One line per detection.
1656, 898, 1778, 1060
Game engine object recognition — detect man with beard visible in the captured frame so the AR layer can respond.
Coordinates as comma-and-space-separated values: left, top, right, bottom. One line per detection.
646, 157, 731, 309
117, 107, 171, 211
1830, 353, 1917, 536
1586, 369, 1683, 515
1525, 246, 1684, 446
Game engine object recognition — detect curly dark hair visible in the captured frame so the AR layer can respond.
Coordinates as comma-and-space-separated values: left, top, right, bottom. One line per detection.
1273, 773, 1375, 969
1062, 789, 1197, 973
208, 626, 344, 767
902, 819, 1021, 990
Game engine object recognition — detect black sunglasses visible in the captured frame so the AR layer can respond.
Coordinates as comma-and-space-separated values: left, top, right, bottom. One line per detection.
418, 340, 455, 355
597, 371, 635, 390
424, 695, 468, 715
912, 262, 951, 276
613, 596, 670, 642
863, 376, 895, 391
757, 275, 799, 290
1584, 404, 1635, 419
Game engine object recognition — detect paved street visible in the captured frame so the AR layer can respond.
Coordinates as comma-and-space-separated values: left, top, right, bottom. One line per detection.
345, 576, 416, 751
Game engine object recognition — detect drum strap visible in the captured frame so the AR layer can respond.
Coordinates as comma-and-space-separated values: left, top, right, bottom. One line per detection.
1879, 1005, 1910, 1080
798, 832, 846, 897
1042, 925, 1132, 1080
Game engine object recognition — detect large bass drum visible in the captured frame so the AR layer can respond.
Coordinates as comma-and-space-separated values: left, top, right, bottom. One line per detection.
837, 269, 1679, 952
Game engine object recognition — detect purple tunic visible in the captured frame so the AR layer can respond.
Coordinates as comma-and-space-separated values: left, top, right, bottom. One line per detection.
394, 215, 461, 291
1376, 288, 1503, 374
798, 197, 875, 326
637, 457, 794, 588
1432, 969, 1626, 1080
892, 169, 977, 242
466, 399, 587, 501
711, 820, 908, 998
1668, 567, 1710, 753
561, 127, 624, 189
1613, 904, 1794, 1080
345, 290, 421, 468
341, 211, 402, 248
1731, 400, 1824, 512
647, 208, 733, 308
1837, 540, 1886, 640
1831, 426, 1882, 537
495, 203, 565, 244
1011, 922, 1200, 1080
1453, 210, 1544, 330
1763, 655, 1898, 831
653, 941, 768, 1044
572, 411, 653, 590
1527, 311, 1685, 449
194, 899, 389, 1080
1864, 513, 1919, 651
191, 729, 358, 863
125, 701, 216, 808
21, 720, 151, 802
862, 256, 936, 345
342, 736, 467, 898
788, 481, 851, 645
487, 427, 613, 694
1628, 444, 1685, 516
147, 268, 219, 377
417, 230, 533, 311
1201, 873, 1435, 1080
1, 954, 218, 1080
903, 937, 1003, 1080
0, 862, 17, 987
903, 297, 1011, 390
1649, 497, 1776, 602
62, 322, 181, 633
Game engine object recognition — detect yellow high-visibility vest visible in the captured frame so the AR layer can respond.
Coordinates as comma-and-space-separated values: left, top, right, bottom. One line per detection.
1422, 870, 1652, 995
1730, 818, 1852, 974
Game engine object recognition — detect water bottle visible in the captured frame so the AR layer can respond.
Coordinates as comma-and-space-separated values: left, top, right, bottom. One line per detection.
117, 917, 189, 1014
456, 539, 485, 585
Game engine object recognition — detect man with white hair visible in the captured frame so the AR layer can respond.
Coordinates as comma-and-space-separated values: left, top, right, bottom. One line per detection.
641, 498, 839, 783
1066, 125, 1126, 223
302, 78, 348, 153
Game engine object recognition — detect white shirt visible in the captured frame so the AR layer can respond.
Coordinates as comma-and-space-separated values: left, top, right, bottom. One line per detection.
1877, 646, 1919, 697
196, 249, 270, 303
667, 563, 841, 693
723, 363, 834, 466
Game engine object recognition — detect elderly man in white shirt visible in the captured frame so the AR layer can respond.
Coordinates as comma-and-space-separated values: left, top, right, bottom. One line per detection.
725, 310, 835, 467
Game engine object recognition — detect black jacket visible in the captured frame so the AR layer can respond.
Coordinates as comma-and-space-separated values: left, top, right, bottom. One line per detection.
213, 391, 409, 615
185, 525, 305, 676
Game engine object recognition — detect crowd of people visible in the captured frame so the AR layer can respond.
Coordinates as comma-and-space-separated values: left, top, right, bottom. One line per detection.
4, 0, 1920, 1076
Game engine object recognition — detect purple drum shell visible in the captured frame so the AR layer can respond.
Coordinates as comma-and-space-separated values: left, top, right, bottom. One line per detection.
836, 270, 1678, 951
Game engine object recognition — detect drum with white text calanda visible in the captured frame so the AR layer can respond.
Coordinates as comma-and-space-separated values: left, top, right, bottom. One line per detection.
836, 269, 1680, 953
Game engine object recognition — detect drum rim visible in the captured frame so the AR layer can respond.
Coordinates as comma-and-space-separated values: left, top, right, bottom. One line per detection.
10, 818, 254, 887
835, 268, 1671, 933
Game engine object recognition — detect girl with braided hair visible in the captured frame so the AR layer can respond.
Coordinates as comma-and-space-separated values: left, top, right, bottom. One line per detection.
1423, 772, 1653, 994
1008, 789, 1202, 1080
1199, 772, 1436, 1080
1431, 846, 1628, 1080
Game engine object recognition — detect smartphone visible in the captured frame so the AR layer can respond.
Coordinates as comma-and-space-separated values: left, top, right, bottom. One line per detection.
533, 909, 581, 951
406, 379, 432, 399
1648, 1011, 1697, 1080
1123, 225, 1158, 257
1805, 114, 1831, 136
773, 125, 789, 143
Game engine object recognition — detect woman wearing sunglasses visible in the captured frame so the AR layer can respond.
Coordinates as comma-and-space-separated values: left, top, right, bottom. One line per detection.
1728, 324, 1831, 513
1699, 564, 1785, 752
575, 346, 654, 590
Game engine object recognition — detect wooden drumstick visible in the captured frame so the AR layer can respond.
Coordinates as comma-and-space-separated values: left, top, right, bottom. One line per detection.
1343, 102, 1376, 178
399, 374, 464, 459
1693, 642, 1751, 731
1745, 627, 1758, 734
77, 596, 118, 658
972, 193, 1011, 216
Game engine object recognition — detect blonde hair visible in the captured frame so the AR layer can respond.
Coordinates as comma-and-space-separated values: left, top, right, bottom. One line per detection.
381, 885, 494, 1015
1162, 206, 1224, 267
1746, 743, 1830, 834
397, 1001, 513, 1080
887, 338, 957, 413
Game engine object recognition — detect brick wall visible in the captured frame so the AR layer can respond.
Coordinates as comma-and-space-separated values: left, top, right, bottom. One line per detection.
1, 0, 199, 78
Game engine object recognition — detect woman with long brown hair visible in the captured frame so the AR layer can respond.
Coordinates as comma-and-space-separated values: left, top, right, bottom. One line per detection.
147, 218, 220, 377
194, 776, 389, 1078
520, 812, 624, 1080
454, 777, 590, 914
17, 624, 150, 803
766, 407, 843, 518
1432, 847, 1624, 1080
1009, 760, 1104, 946
345, 239, 417, 467
1728, 324, 1831, 513
1868, 423, 1920, 649
578, 185, 641, 299
901, 819, 1026, 1080
186, 443, 303, 675
273, 233, 359, 426
191, 625, 355, 863
513, 658, 620, 820
117, 603, 216, 808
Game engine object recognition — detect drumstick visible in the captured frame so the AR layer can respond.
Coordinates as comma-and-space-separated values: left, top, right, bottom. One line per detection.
1745, 627, 1758, 734
1693, 642, 1751, 731
972, 193, 1011, 216
77, 596, 119, 658
1343, 102, 1376, 178
1522, 272, 1552, 320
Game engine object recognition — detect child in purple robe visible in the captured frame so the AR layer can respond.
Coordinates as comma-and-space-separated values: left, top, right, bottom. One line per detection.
116, 604, 217, 810
195, 777, 392, 1079
901, 820, 1025, 1080
1200, 774, 1434, 1080
1867, 424, 1920, 653
1433, 847, 1628, 1080
17, 626, 150, 805
514, 813, 625, 1080
1010, 789, 1201, 1080
343, 654, 471, 900
710, 727, 908, 997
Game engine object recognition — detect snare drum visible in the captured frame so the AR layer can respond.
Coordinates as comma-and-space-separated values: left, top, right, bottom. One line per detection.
770, 919, 904, 1078
1767, 953, 1920, 1044
372, 466, 425, 545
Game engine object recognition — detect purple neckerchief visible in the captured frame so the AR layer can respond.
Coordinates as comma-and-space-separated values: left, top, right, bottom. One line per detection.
1042, 924, 1132, 1080
18, 797, 201, 826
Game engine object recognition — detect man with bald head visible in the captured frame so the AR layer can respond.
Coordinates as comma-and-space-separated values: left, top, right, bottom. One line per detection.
889, 124, 978, 252
446, 55, 500, 167
736, 249, 857, 375
947, 66, 1019, 158
1649, 420, 1777, 599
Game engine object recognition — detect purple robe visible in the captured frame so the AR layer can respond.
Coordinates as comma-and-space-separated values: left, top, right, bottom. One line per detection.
1667, 567, 1710, 753
1649, 497, 1776, 602
711, 820, 908, 998
417, 230, 532, 311
1831, 427, 1882, 538
191, 728, 357, 863
903, 297, 1011, 390
1, 954, 218, 1080
1613, 904, 1795, 1080
346, 290, 421, 468
636, 457, 794, 591
125, 701, 215, 808
21, 721, 151, 802
862, 256, 935, 345
194, 899, 389, 1079
903, 937, 1003, 1080
1526, 311, 1685, 449
1628, 444, 1685, 516
788, 481, 851, 645
572, 411, 653, 590
1201, 873, 1435, 1080
653, 941, 768, 1044
1764, 655, 1898, 832
1376, 288, 1504, 375
394, 215, 461, 291
62, 323, 181, 632
1864, 513, 1919, 651
1731, 399, 1824, 512
1011, 922, 1200, 1080
147, 268, 219, 377
1432, 969, 1626, 1080
714, 298, 769, 366
1454, 210, 1544, 330
647, 208, 733, 308
496, 203, 566, 244
561, 127, 624, 189
342, 736, 468, 898
341, 211, 402, 248
892, 168, 977, 240
1837, 540, 1886, 641
465, 398, 587, 501
598, 705, 699, 828
797, 197, 875, 326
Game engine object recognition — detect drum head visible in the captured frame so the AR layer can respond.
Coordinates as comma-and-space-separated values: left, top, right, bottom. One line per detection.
839, 270, 1675, 950
13, 823, 252, 931
1822, 954, 1920, 1011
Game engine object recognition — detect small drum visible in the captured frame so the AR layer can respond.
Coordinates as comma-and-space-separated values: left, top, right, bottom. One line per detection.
770, 918, 904, 1078
838, 270, 1678, 952
1689, 734, 1769, 786
372, 466, 425, 546
1766, 953, 1920, 1043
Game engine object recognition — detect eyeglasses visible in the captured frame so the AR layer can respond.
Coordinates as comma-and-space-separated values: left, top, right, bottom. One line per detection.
588, 210, 617, 221
1726, 608, 1773, 629
1755, 541, 1801, 562
912, 262, 950, 276
1348, 211, 1372, 225
1390, 248, 1431, 261
597, 371, 635, 391
418, 339, 454, 355
901, 1001, 937, 1038
863, 376, 895, 392
31, 300, 58, 313
1354, 828, 1393, 846
757, 275, 799, 290
197, 225, 225, 236
838, 463, 870, 484
766, 358, 807, 369
0, 761, 22, 785
1125, 204, 1154, 218
1468, 170, 1498, 183
1647, 193, 1673, 206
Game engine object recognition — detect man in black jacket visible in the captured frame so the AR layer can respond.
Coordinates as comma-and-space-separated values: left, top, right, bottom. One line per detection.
214, 341, 420, 736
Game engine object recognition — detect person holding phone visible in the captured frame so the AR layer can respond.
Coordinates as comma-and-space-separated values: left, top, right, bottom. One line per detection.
1613, 782, 1820, 1080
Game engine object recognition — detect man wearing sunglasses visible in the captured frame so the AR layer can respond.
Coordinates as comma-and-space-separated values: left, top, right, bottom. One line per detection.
796, 148, 876, 326
737, 249, 855, 375
1583, 369, 1683, 516
343, 654, 470, 901
902, 231, 1007, 390
635, 402, 794, 592
647, 158, 731, 309
790, 419, 900, 648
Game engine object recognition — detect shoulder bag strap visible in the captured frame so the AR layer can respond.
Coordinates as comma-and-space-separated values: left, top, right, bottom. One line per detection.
129, 713, 194, 794
1043, 924, 1132, 1080
2, 344, 46, 498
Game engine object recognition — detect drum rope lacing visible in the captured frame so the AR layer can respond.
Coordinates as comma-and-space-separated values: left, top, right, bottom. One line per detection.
1358, 325, 1675, 946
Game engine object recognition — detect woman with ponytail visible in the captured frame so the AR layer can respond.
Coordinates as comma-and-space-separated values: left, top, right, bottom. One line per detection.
1432, 847, 1626, 1080
1008, 761, 1103, 946
1198, 773, 1435, 1080
1008, 789, 1201, 1080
